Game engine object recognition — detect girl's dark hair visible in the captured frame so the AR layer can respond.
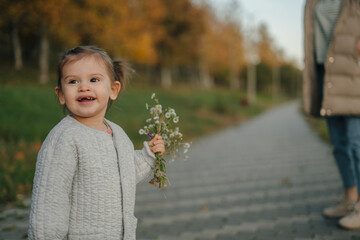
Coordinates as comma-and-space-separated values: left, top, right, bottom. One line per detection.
57, 46, 132, 110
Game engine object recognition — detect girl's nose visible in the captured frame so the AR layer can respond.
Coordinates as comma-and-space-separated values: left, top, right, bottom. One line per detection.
78, 81, 90, 92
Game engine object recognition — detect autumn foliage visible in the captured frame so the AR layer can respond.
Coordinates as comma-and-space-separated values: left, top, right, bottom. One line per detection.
0, 0, 300, 93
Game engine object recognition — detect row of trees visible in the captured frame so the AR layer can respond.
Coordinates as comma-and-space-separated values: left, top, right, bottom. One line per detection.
0, 0, 301, 98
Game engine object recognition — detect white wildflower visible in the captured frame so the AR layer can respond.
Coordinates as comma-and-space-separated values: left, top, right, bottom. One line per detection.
140, 92, 191, 190
169, 109, 175, 115
155, 105, 162, 113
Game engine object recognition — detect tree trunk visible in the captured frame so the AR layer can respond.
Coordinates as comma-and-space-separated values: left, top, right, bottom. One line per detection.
39, 25, 49, 84
12, 23, 23, 71
230, 67, 240, 90
272, 66, 280, 100
147, 65, 157, 86
247, 62, 256, 104
161, 66, 172, 89
229, 43, 240, 90
186, 66, 197, 86
199, 60, 213, 89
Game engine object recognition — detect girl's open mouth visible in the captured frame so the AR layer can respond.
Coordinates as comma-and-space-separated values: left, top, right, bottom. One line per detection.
77, 97, 96, 102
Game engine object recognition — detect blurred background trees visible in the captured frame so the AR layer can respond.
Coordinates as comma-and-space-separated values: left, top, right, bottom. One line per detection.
0, 0, 301, 98
0, 0, 303, 203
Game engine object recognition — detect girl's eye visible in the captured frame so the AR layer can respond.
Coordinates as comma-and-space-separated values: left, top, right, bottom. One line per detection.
69, 79, 79, 84
90, 77, 100, 82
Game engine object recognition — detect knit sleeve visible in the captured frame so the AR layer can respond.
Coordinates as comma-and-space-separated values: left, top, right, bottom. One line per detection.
134, 141, 156, 184
28, 133, 77, 240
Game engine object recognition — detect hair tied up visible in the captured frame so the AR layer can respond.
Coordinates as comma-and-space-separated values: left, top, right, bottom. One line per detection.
113, 60, 133, 90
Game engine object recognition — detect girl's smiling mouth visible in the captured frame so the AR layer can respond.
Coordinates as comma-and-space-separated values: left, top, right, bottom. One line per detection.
77, 96, 96, 102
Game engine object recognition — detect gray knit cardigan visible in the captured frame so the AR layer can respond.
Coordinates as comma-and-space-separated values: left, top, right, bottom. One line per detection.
28, 115, 155, 240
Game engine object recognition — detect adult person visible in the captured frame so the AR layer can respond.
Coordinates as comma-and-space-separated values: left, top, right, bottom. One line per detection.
303, 0, 360, 229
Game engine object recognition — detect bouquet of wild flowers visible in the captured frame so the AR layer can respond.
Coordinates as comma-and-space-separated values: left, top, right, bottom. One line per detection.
139, 93, 191, 189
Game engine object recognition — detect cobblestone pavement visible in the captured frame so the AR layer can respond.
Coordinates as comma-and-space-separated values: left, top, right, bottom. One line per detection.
1, 101, 360, 239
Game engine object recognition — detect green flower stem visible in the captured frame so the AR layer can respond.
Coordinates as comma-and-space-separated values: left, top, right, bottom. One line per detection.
149, 152, 167, 189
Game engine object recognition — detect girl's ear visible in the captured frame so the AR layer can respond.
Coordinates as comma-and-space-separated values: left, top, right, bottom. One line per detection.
110, 81, 121, 100
55, 86, 66, 105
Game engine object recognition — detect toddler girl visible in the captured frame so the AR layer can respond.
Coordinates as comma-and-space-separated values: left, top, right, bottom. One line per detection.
28, 46, 165, 239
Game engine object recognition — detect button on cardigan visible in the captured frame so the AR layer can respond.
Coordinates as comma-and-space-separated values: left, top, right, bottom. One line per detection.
28, 115, 155, 240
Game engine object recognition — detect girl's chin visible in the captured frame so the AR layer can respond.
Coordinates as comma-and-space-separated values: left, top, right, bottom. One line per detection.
70, 112, 105, 121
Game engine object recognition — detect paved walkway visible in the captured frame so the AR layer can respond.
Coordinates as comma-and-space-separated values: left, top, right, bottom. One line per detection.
134, 101, 360, 240
1, 101, 360, 239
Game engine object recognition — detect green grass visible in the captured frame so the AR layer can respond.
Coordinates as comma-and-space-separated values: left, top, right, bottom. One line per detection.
0, 86, 63, 142
0, 85, 287, 203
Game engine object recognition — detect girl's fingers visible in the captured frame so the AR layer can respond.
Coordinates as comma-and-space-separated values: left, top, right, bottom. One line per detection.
148, 135, 161, 145
151, 145, 165, 154
149, 136, 159, 143
148, 135, 165, 154
149, 141, 163, 147
154, 134, 162, 140
150, 138, 165, 146
151, 145, 165, 151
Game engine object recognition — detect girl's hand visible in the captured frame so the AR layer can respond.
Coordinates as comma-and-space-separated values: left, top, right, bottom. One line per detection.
148, 134, 165, 155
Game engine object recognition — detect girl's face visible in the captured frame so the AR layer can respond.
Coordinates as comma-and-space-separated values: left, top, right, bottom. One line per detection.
56, 56, 120, 123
